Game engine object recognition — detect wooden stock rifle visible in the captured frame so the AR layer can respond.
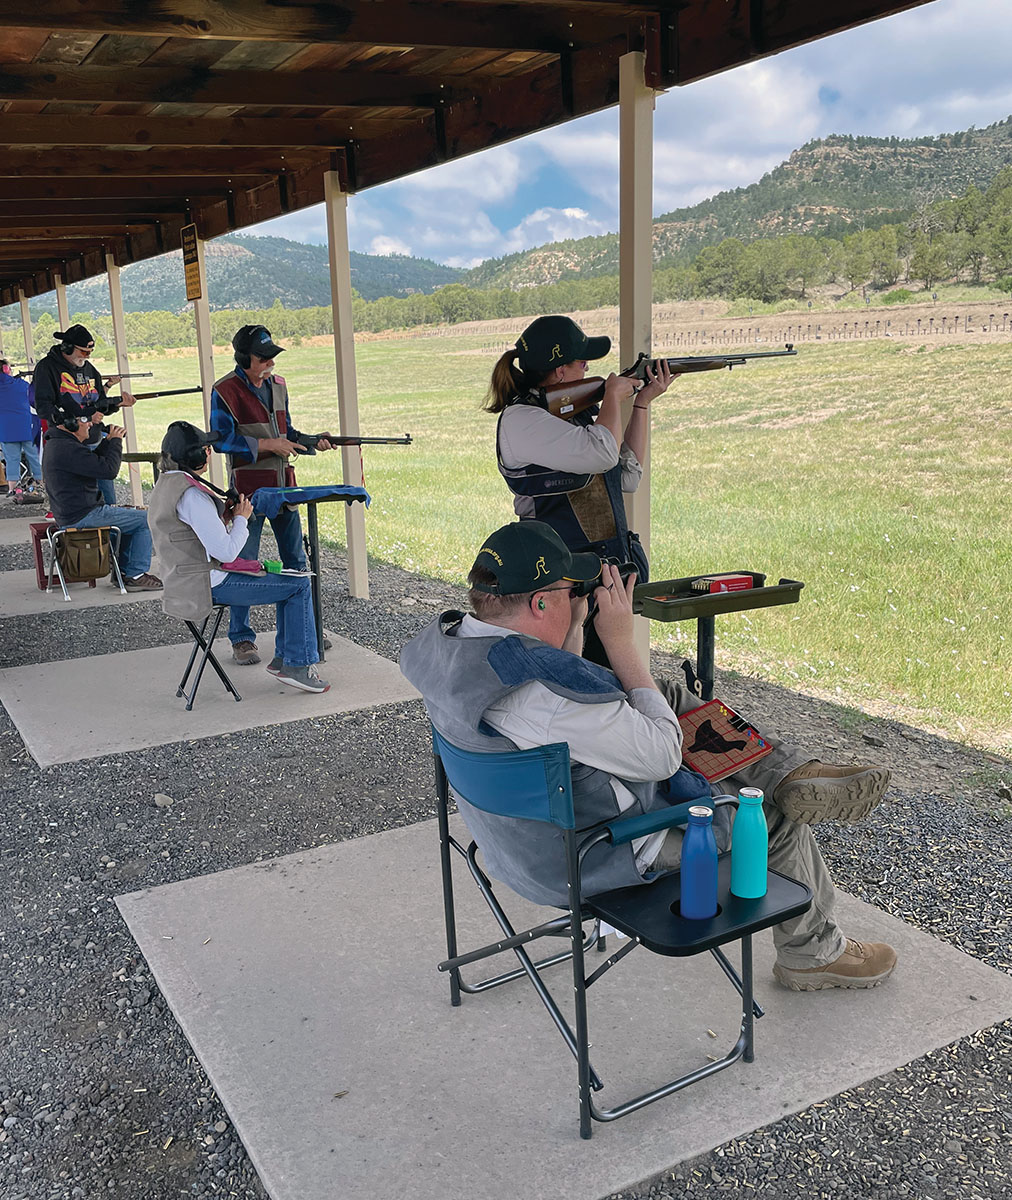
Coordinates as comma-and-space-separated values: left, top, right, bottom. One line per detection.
543, 344, 797, 419
292, 432, 413, 455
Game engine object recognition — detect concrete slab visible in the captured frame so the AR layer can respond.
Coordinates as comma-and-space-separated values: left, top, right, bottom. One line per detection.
0, 515, 49, 546
0, 634, 418, 767
0, 567, 164, 616
117, 819, 1012, 1200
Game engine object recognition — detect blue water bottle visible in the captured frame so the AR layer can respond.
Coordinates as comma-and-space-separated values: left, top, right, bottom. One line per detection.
731, 787, 769, 898
680, 805, 718, 919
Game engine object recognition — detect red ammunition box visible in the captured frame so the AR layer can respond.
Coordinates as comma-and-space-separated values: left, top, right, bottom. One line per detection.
690, 573, 754, 594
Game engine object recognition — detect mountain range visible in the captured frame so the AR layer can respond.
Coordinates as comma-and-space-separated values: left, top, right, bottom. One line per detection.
23, 115, 1012, 314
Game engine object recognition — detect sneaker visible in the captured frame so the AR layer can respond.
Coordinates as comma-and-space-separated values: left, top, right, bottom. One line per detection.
265, 656, 284, 676
276, 664, 330, 694
772, 763, 890, 825
231, 640, 261, 666
123, 573, 163, 592
773, 938, 897, 991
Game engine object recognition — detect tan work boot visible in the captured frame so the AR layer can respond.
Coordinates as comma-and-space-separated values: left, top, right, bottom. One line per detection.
773, 762, 890, 824
232, 640, 261, 666
773, 938, 897, 991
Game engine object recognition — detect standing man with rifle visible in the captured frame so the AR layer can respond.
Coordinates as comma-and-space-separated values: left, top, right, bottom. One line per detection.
33, 324, 137, 506
210, 324, 334, 667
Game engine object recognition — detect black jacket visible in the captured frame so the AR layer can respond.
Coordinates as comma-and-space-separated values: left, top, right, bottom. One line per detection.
42, 427, 123, 526
33, 347, 119, 425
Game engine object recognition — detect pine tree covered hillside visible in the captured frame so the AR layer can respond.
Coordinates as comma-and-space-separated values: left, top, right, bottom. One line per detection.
30, 235, 462, 315
462, 116, 1012, 288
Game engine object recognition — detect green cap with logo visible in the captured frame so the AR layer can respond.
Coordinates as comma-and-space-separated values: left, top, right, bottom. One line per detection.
514, 315, 611, 375
470, 521, 602, 595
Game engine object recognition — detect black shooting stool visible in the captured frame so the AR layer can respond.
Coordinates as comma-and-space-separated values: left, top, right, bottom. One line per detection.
176, 604, 242, 710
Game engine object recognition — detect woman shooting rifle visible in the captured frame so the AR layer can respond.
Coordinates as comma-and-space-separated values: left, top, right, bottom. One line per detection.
484, 315, 673, 661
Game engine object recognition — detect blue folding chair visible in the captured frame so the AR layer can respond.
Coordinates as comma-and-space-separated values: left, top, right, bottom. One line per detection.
432, 727, 813, 1139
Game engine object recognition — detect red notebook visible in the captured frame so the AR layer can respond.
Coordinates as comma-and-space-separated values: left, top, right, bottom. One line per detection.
678, 698, 773, 783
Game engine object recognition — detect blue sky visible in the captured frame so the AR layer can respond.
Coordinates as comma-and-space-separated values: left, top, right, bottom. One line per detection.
254, 0, 1012, 267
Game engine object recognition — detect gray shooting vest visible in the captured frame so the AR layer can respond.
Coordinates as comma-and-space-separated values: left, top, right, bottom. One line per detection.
400, 611, 708, 907
147, 472, 224, 622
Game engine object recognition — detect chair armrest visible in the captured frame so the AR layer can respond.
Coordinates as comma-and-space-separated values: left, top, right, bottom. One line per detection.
602, 802, 697, 846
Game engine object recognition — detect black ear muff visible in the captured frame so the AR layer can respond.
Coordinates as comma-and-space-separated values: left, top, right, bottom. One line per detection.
234, 349, 251, 370
60, 341, 75, 355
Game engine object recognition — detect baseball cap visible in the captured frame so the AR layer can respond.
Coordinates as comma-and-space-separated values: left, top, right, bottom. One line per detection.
515, 315, 610, 375
470, 521, 602, 595
54, 325, 95, 350
161, 420, 221, 463
233, 324, 285, 360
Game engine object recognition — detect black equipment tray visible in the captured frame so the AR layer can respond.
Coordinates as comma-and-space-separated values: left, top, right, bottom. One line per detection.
633, 571, 804, 622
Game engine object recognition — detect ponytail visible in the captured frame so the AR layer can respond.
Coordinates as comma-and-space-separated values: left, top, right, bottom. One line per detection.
483, 348, 534, 413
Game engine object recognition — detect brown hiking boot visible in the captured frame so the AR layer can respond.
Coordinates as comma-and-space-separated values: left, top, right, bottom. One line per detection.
232, 640, 261, 666
772, 762, 890, 825
773, 938, 897, 991
123, 572, 163, 592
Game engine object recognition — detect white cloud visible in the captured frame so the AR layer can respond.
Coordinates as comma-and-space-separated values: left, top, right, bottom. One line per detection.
368, 235, 412, 257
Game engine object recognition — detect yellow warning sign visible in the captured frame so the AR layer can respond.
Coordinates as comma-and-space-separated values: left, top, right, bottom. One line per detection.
181, 224, 201, 302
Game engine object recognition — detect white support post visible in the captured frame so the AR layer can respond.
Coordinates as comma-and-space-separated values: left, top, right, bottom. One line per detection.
18, 289, 33, 369
325, 170, 369, 599
0, 318, 5, 357
106, 253, 143, 506
191, 235, 224, 488
619, 50, 656, 662
54, 272, 71, 331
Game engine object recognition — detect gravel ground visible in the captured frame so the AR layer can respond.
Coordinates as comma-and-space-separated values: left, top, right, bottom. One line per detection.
1, 508, 1010, 1200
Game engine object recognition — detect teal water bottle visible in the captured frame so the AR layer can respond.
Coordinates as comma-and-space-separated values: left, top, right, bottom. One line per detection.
680, 805, 718, 920
731, 786, 768, 898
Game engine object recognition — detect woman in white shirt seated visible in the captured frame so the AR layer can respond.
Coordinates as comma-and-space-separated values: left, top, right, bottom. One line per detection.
149, 421, 329, 694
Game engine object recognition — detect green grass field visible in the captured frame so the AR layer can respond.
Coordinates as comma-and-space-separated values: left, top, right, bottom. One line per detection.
98, 334, 1012, 751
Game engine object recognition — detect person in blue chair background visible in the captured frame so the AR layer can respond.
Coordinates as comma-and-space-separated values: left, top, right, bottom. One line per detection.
401, 520, 896, 992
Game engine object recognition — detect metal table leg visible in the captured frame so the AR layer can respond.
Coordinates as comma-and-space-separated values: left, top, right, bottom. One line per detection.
696, 615, 716, 700
306, 501, 325, 663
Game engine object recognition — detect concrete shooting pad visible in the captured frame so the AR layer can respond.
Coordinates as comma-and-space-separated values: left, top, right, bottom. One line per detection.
0, 633, 418, 767
0, 567, 167, 616
117, 818, 1012, 1200
0, 515, 49, 546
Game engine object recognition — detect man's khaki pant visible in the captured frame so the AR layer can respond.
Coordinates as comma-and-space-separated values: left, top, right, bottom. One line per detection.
654, 676, 847, 969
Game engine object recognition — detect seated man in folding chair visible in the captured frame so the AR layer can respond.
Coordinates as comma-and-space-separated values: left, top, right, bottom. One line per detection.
401, 520, 896, 992
42, 408, 162, 592
147, 421, 330, 695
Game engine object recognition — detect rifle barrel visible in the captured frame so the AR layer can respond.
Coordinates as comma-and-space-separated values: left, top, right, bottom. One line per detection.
130, 386, 203, 400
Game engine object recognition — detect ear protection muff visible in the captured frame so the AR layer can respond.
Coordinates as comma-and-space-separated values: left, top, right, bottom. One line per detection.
180, 443, 209, 472
537, 598, 545, 610
60, 340, 75, 355
234, 347, 251, 370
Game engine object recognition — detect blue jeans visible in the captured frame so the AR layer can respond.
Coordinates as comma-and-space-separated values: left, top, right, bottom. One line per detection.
228, 506, 308, 645
84, 439, 116, 504
212, 572, 318, 667
74, 504, 153, 579
1, 440, 42, 482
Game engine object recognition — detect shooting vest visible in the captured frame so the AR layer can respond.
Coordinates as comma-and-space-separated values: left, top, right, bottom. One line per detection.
400, 611, 708, 906
213, 369, 297, 495
496, 393, 648, 580
148, 471, 224, 622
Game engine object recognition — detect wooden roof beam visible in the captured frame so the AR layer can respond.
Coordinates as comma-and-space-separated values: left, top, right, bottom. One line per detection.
9, 2, 644, 53
0, 114, 415, 148
2, 148, 326, 176
0, 63, 469, 108
0, 178, 243, 200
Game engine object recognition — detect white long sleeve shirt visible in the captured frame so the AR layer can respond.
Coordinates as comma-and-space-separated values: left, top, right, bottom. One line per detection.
459, 613, 682, 870
168, 471, 249, 586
